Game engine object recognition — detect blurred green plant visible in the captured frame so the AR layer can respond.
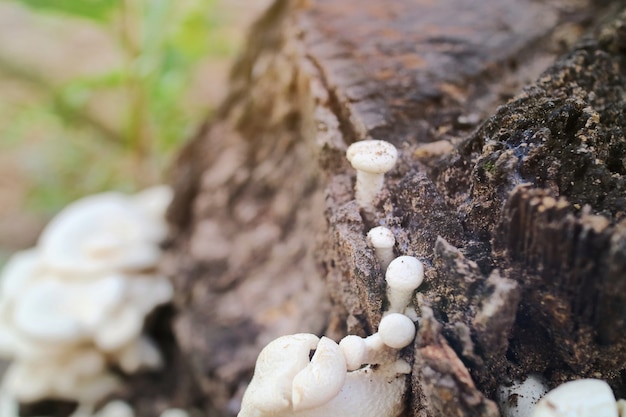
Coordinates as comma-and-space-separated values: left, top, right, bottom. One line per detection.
0, 0, 239, 214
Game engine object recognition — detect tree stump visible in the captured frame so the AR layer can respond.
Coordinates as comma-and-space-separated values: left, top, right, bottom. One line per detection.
162, 1, 626, 416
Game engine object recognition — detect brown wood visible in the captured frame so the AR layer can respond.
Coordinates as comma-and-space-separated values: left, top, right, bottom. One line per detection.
161, 1, 626, 416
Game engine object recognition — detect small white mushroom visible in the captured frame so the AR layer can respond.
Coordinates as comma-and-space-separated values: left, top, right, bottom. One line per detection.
532, 379, 618, 417
377, 313, 416, 349
497, 374, 549, 417
367, 226, 395, 271
385, 256, 424, 314
346, 140, 398, 211
338, 335, 366, 371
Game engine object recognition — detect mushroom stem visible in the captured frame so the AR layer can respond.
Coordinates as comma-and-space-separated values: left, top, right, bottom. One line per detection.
355, 171, 384, 211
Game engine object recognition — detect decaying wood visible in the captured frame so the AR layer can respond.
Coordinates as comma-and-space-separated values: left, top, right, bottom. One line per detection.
162, 1, 626, 416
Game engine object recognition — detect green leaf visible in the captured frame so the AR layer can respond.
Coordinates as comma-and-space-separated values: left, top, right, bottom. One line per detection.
14, 0, 120, 22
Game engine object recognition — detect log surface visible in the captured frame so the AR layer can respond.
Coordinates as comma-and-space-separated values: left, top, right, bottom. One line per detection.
163, 1, 626, 416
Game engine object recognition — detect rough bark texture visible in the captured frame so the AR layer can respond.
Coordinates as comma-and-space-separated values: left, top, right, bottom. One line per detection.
163, 1, 626, 416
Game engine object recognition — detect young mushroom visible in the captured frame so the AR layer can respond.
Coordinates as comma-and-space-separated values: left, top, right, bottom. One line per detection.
377, 313, 416, 349
385, 256, 424, 314
346, 140, 398, 211
366, 226, 395, 271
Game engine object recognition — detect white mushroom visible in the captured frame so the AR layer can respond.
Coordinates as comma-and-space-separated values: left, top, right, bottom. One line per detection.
292, 337, 347, 411
497, 374, 549, 417
239, 333, 320, 415
2, 350, 120, 405
366, 226, 395, 271
338, 335, 366, 371
532, 379, 618, 417
346, 140, 398, 211
12, 274, 126, 342
238, 332, 411, 417
38, 192, 166, 275
0, 186, 173, 412
385, 256, 424, 314
377, 313, 416, 349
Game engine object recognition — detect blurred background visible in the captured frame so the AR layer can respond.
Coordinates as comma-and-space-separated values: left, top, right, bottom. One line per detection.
0, 0, 270, 265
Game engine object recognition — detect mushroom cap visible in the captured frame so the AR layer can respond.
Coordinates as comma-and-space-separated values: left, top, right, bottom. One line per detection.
94, 304, 144, 351
240, 333, 320, 414
339, 335, 366, 371
377, 313, 416, 349
367, 227, 395, 249
0, 249, 40, 302
531, 379, 617, 417
38, 192, 167, 275
292, 336, 347, 411
385, 256, 424, 292
346, 140, 398, 174
13, 275, 126, 342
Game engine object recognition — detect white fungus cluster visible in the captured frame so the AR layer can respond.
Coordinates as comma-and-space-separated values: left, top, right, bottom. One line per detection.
237, 255, 424, 417
0, 186, 174, 415
238, 138, 426, 417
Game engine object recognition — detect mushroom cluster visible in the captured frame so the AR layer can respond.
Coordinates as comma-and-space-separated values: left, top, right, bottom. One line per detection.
0, 186, 174, 414
237, 138, 425, 417
238, 254, 424, 417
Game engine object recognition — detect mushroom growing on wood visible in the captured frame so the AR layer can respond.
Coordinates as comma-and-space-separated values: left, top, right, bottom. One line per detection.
385, 256, 424, 314
366, 226, 395, 271
0, 186, 174, 413
238, 332, 411, 417
346, 140, 398, 211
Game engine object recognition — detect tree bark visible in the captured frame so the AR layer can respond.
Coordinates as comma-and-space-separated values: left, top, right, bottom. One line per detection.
162, 1, 626, 416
